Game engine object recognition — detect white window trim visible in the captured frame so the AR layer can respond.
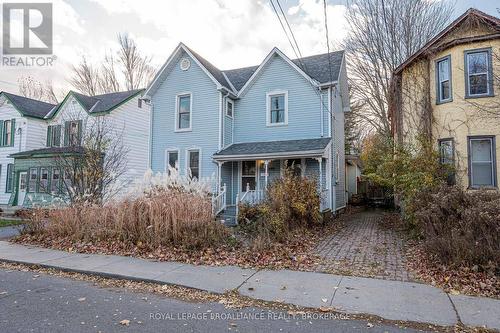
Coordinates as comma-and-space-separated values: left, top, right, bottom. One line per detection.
174, 92, 193, 132
165, 148, 180, 172
225, 99, 234, 119
466, 50, 490, 97
185, 147, 202, 179
266, 90, 288, 127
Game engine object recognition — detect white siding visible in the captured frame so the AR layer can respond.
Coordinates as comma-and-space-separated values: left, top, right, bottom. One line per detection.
0, 97, 45, 204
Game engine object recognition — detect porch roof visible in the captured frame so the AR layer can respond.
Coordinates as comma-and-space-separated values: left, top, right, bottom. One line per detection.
9, 146, 84, 159
213, 138, 331, 161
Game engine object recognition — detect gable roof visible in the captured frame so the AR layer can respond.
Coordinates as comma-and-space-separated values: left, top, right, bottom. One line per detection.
395, 8, 500, 74
145, 43, 345, 98
46, 89, 143, 119
0, 92, 56, 119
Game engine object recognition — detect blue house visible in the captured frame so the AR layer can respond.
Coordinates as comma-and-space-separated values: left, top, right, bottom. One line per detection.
144, 43, 349, 220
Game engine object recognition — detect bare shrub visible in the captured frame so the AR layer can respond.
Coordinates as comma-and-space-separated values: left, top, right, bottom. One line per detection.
411, 185, 500, 272
238, 168, 321, 243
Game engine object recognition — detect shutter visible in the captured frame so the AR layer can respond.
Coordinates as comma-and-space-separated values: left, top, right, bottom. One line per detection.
64, 121, 70, 146
77, 120, 83, 145
10, 119, 15, 147
0, 120, 3, 147
46, 126, 53, 147
55, 125, 61, 146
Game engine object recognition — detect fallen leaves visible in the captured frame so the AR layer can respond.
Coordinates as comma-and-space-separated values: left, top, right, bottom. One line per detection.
119, 319, 130, 326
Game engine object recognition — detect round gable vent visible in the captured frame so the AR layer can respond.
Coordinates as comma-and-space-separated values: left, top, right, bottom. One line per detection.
180, 58, 191, 71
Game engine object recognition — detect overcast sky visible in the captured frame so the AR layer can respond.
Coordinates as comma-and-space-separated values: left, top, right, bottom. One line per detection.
0, 0, 498, 96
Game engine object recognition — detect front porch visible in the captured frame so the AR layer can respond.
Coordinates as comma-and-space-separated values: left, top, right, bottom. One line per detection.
211, 138, 333, 219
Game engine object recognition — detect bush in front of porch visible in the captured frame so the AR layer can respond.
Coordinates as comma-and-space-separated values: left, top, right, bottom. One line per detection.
238, 168, 322, 247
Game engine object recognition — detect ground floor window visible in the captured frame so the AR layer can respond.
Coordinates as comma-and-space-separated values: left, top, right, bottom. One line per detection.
187, 150, 200, 180
28, 168, 37, 192
5, 164, 13, 193
438, 138, 455, 185
468, 136, 496, 188
241, 161, 256, 191
166, 150, 179, 173
51, 168, 61, 194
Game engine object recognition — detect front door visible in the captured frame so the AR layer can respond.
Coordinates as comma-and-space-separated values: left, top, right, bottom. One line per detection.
17, 172, 27, 205
240, 161, 257, 194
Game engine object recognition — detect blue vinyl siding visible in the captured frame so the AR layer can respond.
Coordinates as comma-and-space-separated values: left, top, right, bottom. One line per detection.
151, 50, 220, 179
234, 54, 324, 142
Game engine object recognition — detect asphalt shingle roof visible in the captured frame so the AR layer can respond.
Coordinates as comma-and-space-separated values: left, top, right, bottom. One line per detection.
1, 92, 56, 119
214, 138, 332, 158
219, 50, 344, 91
72, 90, 143, 113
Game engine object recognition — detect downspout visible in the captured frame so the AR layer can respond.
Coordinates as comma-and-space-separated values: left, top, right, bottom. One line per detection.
330, 85, 337, 212
147, 99, 154, 170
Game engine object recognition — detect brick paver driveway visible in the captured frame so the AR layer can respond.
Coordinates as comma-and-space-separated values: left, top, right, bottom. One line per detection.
314, 209, 414, 282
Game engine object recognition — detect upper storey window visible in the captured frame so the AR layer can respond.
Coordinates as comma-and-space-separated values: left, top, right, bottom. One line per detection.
266, 90, 288, 126
436, 56, 451, 103
465, 48, 493, 98
176, 93, 192, 131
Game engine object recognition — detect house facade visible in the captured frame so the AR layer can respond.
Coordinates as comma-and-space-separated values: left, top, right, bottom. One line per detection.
391, 9, 500, 190
145, 43, 349, 219
0, 90, 149, 207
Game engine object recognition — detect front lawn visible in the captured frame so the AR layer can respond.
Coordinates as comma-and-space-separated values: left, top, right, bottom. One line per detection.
0, 219, 23, 227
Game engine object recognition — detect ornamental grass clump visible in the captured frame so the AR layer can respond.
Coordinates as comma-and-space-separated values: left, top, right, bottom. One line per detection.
24, 168, 229, 250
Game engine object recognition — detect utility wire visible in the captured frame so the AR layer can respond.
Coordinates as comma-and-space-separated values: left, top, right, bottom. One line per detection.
270, 0, 300, 61
323, 0, 334, 85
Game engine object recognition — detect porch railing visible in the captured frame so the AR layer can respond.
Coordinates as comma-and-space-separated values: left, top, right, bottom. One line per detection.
212, 184, 227, 216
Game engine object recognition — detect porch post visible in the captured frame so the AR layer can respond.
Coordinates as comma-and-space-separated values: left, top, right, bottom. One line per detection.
217, 161, 224, 193
316, 157, 323, 193
264, 160, 270, 189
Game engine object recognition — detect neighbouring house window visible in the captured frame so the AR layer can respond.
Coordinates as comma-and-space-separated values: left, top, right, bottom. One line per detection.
51, 168, 60, 193
438, 138, 456, 185
468, 136, 497, 188
465, 49, 493, 97
46, 125, 62, 147
241, 161, 256, 191
2, 119, 15, 146
226, 99, 234, 118
187, 150, 200, 179
166, 150, 179, 172
436, 56, 451, 103
28, 167, 37, 193
40, 168, 49, 193
177, 93, 191, 130
62, 171, 72, 194
5, 164, 13, 193
267, 91, 288, 126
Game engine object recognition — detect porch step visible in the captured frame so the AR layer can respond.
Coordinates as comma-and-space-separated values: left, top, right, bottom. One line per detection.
217, 206, 238, 227
0, 205, 24, 217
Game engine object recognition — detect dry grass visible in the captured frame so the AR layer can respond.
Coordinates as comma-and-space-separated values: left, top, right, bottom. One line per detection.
25, 190, 229, 250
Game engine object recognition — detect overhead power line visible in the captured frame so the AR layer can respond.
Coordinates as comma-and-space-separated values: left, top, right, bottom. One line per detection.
323, 0, 334, 85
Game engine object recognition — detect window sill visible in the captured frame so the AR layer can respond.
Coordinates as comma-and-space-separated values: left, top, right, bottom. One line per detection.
465, 93, 495, 99
266, 123, 288, 127
468, 185, 497, 190
174, 128, 192, 133
436, 98, 453, 105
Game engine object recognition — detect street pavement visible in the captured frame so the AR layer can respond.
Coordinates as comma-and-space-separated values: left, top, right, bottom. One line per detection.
0, 268, 424, 333
0, 241, 498, 330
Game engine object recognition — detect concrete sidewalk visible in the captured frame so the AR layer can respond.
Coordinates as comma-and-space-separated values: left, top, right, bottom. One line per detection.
0, 241, 498, 330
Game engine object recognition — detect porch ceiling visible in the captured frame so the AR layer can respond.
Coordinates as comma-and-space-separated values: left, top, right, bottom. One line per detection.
213, 138, 331, 161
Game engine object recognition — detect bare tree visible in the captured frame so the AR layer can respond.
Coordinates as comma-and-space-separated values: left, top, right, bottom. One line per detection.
70, 34, 156, 96
50, 116, 129, 205
18, 76, 59, 104
70, 56, 100, 96
344, 0, 454, 137
117, 33, 156, 90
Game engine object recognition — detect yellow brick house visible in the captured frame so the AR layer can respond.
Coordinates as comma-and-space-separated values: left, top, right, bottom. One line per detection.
391, 8, 500, 189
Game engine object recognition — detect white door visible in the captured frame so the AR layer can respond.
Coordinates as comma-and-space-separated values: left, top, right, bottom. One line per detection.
17, 172, 27, 205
